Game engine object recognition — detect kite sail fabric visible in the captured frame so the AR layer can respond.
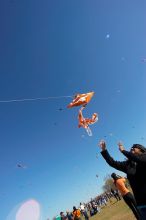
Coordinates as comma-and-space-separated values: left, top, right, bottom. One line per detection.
78, 106, 98, 136
67, 92, 94, 108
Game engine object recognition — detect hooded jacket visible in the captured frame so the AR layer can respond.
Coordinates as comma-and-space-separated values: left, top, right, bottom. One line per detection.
101, 149, 146, 206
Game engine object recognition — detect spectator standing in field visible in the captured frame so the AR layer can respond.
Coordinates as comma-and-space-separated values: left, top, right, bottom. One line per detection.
60, 212, 67, 220
79, 203, 89, 220
111, 188, 121, 201
66, 211, 73, 220
111, 173, 141, 220
72, 206, 81, 220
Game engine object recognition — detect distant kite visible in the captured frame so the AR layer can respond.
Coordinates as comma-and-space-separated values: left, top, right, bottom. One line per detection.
109, 133, 113, 136
96, 175, 98, 178
142, 58, 146, 62
67, 92, 94, 108
106, 34, 110, 39
17, 164, 27, 169
78, 106, 98, 136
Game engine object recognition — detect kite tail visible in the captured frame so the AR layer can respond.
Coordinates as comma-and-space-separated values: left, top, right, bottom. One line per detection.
85, 126, 92, 136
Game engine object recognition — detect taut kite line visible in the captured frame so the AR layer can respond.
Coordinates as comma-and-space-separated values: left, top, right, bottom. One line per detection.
0, 95, 72, 103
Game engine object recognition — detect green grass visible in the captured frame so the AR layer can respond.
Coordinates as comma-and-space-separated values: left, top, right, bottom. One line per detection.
88, 198, 136, 220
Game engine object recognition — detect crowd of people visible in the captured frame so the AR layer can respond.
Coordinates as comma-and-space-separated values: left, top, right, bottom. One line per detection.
57, 190, 122, 220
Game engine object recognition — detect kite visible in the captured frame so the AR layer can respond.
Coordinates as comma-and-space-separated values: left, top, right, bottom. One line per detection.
142, 58, 146, 62
106, 34, 110, 39
17, 164, 27, 169
67, 92, 94, 108
78, 106, 98, 136
67, 91, 98, 136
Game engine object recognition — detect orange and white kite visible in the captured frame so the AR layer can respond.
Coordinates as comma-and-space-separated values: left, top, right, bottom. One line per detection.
78, 106, 98, 136
67, 92, 94, 108
67, 91, 98, 136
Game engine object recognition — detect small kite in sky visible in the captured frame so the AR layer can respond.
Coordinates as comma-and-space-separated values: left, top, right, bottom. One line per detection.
96, 174, 98, 178
106, 34, 110, 39
109, 133, 113, 136
67, 92, 94, 108
78, 106, 98, 136
142, 58, 146, 62
17, 164, 27, 169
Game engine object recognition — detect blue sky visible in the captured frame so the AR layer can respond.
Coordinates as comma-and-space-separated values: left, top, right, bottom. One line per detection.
0, 0, 146, 219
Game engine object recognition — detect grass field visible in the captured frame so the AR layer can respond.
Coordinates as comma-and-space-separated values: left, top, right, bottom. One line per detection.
88, 198, 136, 220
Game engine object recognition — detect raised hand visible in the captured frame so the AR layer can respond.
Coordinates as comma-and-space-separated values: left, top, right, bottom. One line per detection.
99, 140, 106, 151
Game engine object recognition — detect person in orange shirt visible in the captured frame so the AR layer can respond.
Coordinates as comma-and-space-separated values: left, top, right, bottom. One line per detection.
72, 206, 81, 220
111, 173, 141, 220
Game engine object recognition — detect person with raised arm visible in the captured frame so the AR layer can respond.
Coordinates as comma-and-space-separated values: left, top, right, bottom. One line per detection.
99, 140, 146, 220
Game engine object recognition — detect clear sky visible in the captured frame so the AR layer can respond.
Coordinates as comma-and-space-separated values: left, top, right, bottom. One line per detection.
0, 0, 146, 219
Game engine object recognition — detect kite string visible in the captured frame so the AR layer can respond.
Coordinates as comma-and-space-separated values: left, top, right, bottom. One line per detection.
0, 95, 73, 103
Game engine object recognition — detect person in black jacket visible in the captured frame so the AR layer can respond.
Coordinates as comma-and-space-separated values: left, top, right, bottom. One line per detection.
99, 140, 146, 220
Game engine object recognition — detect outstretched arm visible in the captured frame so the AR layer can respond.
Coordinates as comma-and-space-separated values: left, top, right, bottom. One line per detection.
99, 140, 127, 173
